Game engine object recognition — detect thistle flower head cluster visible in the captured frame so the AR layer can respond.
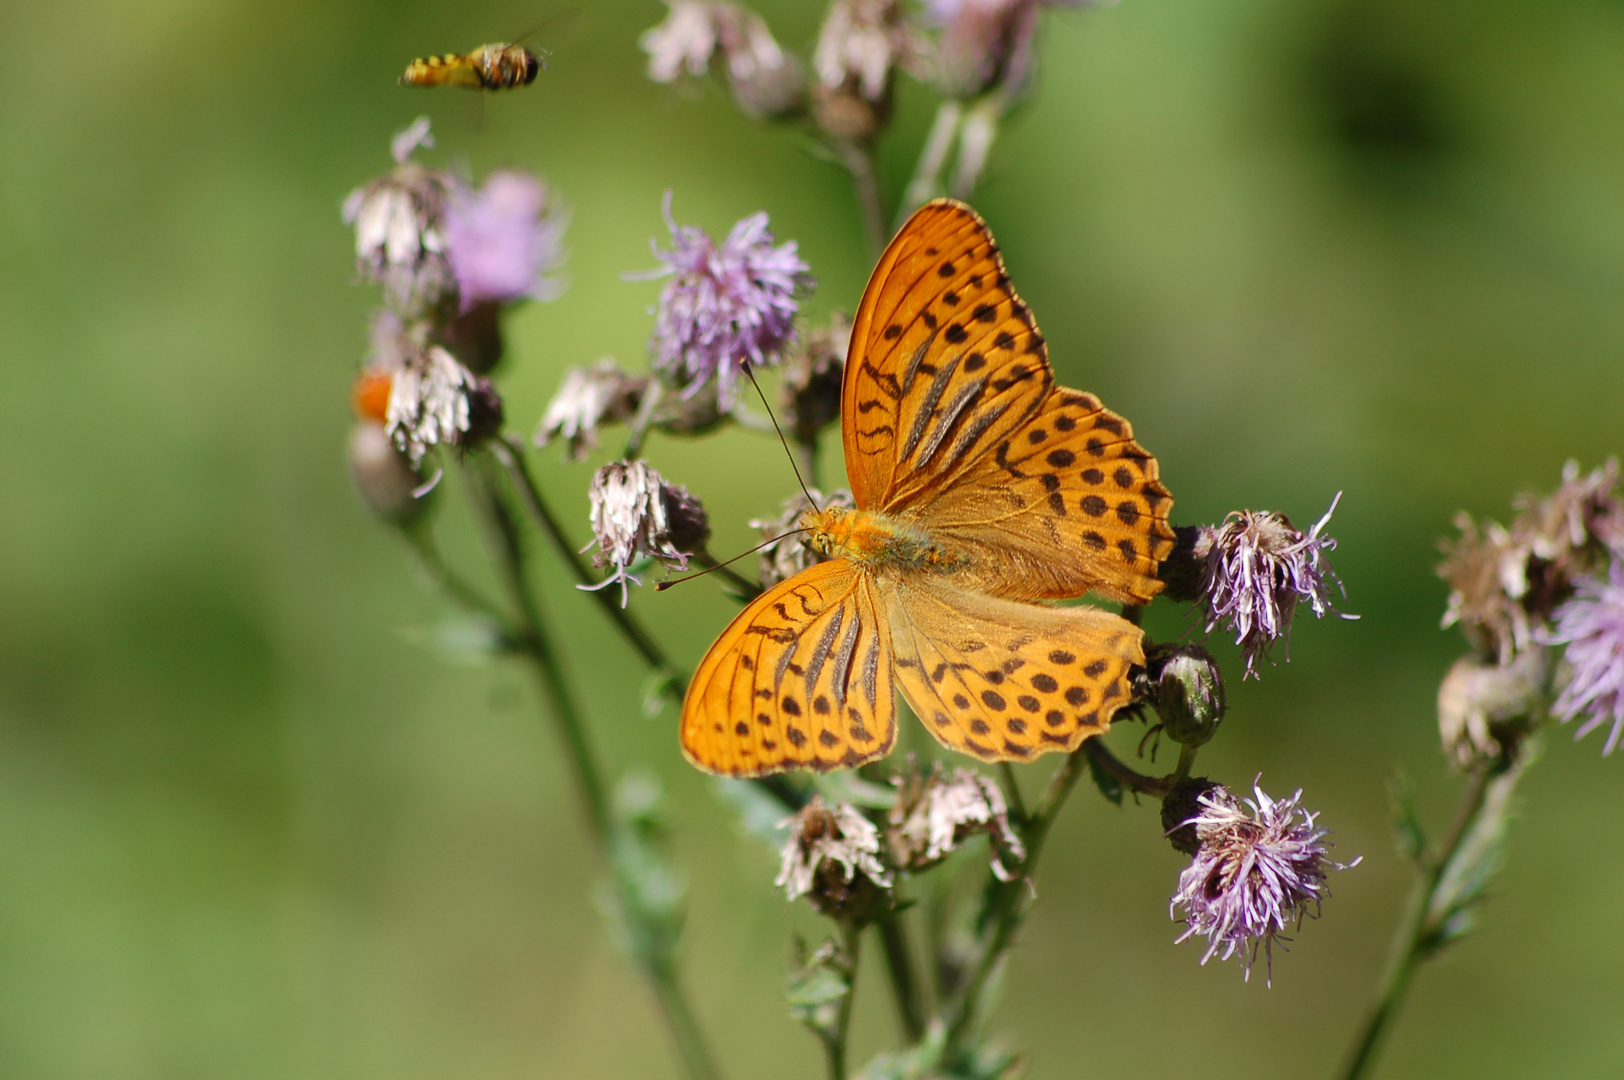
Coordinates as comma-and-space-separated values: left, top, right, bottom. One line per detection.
1441, 459, 1622, 662
582, 461, 710, 606
343, 136, 457, 319
815, 0, 923, 102
1168, 778, 1357, 985
1193, 494, 1352, 678
638, 195, 812, 405
776, 796, 893, 920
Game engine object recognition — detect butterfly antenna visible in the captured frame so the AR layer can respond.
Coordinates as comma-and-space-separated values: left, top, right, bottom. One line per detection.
740, 358, 818, 510
655, 528, 809, 591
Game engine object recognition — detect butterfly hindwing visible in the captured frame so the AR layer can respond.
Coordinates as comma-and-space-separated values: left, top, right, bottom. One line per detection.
883, 576, 1145, 763
844, 200, 1053, 512
681, 560, 896, 777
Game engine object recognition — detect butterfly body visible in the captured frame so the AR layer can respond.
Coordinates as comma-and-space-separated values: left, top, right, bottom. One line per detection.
805, 506, 969, 575
681, 200, 1176, 778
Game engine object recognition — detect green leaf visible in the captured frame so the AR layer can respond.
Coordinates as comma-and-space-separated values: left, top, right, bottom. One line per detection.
1086, 751, 1124, 806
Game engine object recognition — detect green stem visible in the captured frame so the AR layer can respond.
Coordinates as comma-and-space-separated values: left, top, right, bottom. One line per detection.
998, 762, 1027, 823
837, 139, 888, 260
467, 458, 608, 843
824, 920, 863, 1080
1339, 758, 1504, 1080
898, 100, 962, 224
947, 97, 1005, 202
465, 458, 723, 1080
876, 914, 927, 1045
494, 438, 684, 694
649, 958, 726, 1080
1084, 739, 1176, 799
941, 737, 1177, 1058
402, 524, 514, 633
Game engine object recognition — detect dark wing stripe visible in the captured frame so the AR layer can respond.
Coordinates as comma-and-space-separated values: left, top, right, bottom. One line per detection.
829, 610, 862, 709
915, 374, 987, 467
803, 606, 845, 699
900, 355, 963, 462
860, 618, 881, 711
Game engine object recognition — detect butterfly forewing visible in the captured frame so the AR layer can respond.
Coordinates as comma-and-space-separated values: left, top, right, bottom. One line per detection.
843, 200, 1053, 511
883, 577, 1143, 763
843, 199, 1173, 604
681, 560, 896, 777
922, 389, 1175, 604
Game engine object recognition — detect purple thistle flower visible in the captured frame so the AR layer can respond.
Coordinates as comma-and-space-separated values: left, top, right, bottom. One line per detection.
1200, 493, 1355, 679
1169, 778, 1358, 985
1546, 561, 1624, 755
444, 170, 567, 312
636, 194, 813, 405
581, 461, 711, 606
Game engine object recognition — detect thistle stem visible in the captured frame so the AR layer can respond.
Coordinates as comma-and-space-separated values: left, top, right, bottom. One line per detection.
899, 100, 962, 224
824, 920, 863, 1080
837, 140, 888, 260
467, 458, 608, 842
876, 914, 927, 1045
1339, 752, 1529, 1080
495, 438, 684, 694
464, 458, 723, 1080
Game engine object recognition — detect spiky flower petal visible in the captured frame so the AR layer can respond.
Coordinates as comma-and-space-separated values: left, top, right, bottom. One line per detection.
888, 764, 1025, 877
1169, 779, 1357, 985
1201, 494, 1352, 678
1546, 561, 1624, 755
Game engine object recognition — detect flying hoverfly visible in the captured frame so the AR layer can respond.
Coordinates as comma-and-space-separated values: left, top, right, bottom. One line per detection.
400, 41, 540, 91
398, 11, 576, 92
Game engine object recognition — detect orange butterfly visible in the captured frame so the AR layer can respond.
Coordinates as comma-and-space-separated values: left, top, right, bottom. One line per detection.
680, 200, 1175, 777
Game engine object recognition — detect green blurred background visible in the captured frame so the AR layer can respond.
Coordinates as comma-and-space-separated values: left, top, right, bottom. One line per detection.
1, 0, 1621, 1076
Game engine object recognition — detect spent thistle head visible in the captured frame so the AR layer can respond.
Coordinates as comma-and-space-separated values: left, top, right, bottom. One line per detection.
582, 461, 711, 606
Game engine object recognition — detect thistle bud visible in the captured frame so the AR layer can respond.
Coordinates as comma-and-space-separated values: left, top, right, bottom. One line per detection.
1148, 644, 1226, 747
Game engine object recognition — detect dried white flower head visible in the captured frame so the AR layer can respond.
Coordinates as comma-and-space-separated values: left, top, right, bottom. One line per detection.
343, 121, 457, 317
751, 488, 856, 587
535, 360, 648, 462
1169, 778, 1358, 985
814, 0, 922, 102
385, 345, 477, 465
1436, 648, 1547, 767
641, 1, 806, 117
1200, 493, 1353, 678
889, 764, 1025, 877
582, 461, 710, 605
777, 796, 893, 918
